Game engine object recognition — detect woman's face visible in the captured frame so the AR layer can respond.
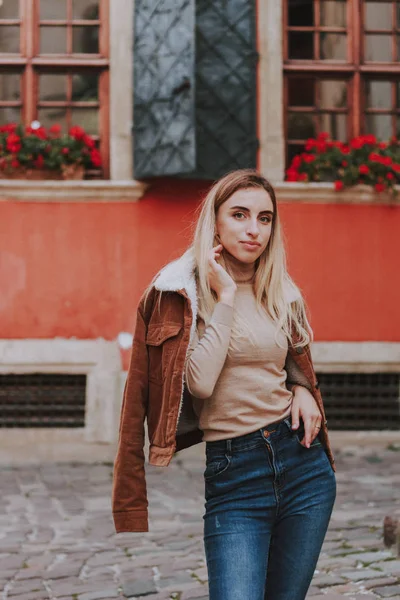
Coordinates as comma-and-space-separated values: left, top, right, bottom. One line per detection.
215, 187, 274, 264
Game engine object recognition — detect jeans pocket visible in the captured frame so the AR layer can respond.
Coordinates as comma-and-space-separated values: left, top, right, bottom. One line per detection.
204, 452, 231, 481
294, 426, 322, 448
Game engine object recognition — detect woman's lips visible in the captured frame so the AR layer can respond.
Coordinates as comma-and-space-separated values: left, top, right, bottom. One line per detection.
241, 242, 261, 251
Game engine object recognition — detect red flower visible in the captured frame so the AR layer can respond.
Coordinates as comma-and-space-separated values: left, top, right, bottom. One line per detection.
359, 165, 369, 175
34, 127, 48, 140
317, 132, 330, 141
302, 153, 315, 163
34, 155, 44, 168
291, 155, 302, 169
350, 137, 365, 150
305, 139, 316, 151
334, 180, 344, 191
11, 158, 20, 169
90, 148, 102, 168
61, 148, 69, 155
49, 124, 62, 136
83, 134, 95, 149
298, 173, 308, 182
69, 125, 86, 141
386, 172, 394, 180
0, 123, 17, 134
341, 146, 350, 154
392, 164, 400, 173
342, 160, 348, 167
378, 142, 387, 149
286, 168, 299, 182
374, 183, 386, 192
6, 133, 21, 153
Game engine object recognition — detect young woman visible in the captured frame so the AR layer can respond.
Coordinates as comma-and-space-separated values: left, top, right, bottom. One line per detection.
112, 169, 336, 600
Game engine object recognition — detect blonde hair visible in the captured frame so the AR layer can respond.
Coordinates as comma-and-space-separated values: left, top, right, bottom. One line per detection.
143, 169, 313, 348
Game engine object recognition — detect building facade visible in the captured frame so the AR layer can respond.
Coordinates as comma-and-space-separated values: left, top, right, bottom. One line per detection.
0, 0, 399, 461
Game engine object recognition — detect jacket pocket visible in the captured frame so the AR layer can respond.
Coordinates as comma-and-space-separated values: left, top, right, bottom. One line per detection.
146, 322, 182, 382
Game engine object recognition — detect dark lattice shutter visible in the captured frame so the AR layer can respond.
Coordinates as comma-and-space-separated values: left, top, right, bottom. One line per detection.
133, 0, 196, 178
194, 0, 258, 179
133, 0, 258, 179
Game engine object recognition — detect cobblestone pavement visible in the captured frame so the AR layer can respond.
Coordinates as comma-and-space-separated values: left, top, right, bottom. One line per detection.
1, 441, 400, 600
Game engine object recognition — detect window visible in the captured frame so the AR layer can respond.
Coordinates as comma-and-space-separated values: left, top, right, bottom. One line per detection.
0, 0, 109, 177
284, 0, 400, 166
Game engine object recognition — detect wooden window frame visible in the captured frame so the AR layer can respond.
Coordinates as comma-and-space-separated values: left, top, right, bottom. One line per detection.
283, 0, 400, 166
0, 0, 109, 178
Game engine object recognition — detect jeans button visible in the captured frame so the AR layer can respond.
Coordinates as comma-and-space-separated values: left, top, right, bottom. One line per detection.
263, 430, 270, 438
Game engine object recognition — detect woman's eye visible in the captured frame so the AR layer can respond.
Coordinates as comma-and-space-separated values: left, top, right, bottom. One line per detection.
233, 212, 244, 219
260, 216, 271, 223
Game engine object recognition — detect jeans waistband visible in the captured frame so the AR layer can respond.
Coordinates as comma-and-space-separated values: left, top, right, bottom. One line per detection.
205, 414, 295, 453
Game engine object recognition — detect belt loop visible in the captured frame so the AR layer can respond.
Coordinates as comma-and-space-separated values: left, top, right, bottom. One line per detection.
226, 439, 232, 457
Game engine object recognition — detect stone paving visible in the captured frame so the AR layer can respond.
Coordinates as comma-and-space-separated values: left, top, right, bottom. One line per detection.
0, 440, 400, 600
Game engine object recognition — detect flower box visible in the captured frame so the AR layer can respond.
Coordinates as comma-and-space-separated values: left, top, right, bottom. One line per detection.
0, 122, 101, 180
0, 163, 85, 181
286, 133, 400, 196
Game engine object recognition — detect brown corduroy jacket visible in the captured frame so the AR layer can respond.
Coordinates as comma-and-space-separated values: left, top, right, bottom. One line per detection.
111, 247, 336, 533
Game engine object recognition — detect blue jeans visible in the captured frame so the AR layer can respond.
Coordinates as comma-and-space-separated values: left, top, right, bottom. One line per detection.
203, 416, 336, 600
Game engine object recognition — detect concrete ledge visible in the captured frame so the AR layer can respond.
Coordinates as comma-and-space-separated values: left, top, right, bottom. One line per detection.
275, 182, 400, 205
0, 179, 148, 202
312, 342, 400, 372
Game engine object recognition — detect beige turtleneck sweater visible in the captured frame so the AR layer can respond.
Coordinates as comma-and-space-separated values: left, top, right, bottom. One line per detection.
184, 259, 310, 441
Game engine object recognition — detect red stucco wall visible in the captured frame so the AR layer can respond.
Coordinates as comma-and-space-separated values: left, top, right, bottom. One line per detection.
1, 179, 399, 347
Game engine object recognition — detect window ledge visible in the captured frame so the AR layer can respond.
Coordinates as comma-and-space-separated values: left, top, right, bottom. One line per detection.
0, 179, 148, 202
274, 182, 400, 205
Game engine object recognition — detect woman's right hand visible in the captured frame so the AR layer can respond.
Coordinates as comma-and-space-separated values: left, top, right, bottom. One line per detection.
208, 244, 237, 302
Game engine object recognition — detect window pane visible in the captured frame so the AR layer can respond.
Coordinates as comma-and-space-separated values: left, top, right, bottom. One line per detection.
365, 80, 392, 109
320, 1, 346, 27
0, 1, 19, 19
320, 33, 347, 60
365, 114, 392, 139
40, 0, 67, 20
288, 77, 315, 106
365, 2, 392, 30
0, 26, 20, 53
287, 113, 316, 138
365, 34, 392, 61
73, 1, 99, 20
320, 80, 347, 109
71, 108, 98, 135
72, 26, 99, 54
40, 26, 67, 53
0, 107, 20, 123
39, 74, 67, 102
320, 113, 347, 141
289, 32, 314, 59
0, 73, 20, 101
38, 108, 67, 132
72, 72, 99, 101
288, 0, 313, 26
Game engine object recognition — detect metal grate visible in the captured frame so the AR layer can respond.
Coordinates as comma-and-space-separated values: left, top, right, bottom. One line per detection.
318, 372, 400, 430
0, 374, 86, 428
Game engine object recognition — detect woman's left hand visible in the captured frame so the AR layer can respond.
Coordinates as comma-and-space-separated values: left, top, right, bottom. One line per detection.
290, 386, 322, 448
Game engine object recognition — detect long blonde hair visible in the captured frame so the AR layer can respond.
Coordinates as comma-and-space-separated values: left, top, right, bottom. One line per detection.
143, 169, 312, 348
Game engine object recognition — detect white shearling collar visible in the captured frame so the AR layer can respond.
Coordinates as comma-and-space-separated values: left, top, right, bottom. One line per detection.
153, 245, 301, 346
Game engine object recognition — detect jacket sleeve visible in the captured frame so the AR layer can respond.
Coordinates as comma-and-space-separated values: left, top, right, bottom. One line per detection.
284, 350, 314, 394
112, 297, 150, 533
